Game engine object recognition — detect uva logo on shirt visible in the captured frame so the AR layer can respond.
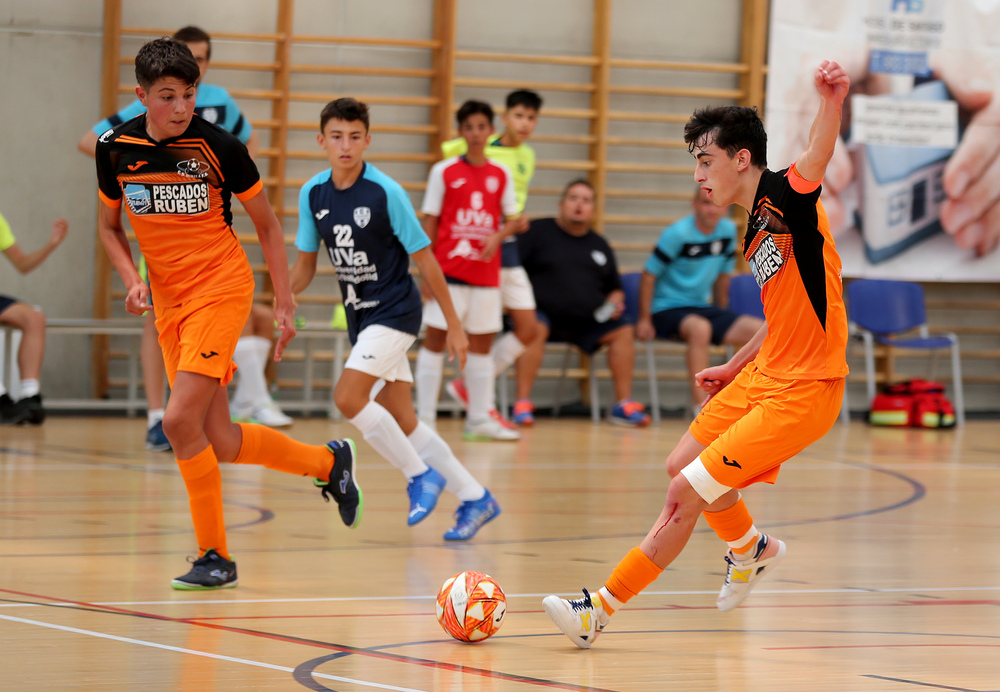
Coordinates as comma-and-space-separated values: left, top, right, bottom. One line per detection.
200, 107, 219, 124
454, 190, 496, 231
591, 250, 608, 266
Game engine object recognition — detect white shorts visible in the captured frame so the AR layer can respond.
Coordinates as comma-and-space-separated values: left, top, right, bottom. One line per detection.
423, 284, 502, 335
501, 266, 536, 311
343, 325, 416, 383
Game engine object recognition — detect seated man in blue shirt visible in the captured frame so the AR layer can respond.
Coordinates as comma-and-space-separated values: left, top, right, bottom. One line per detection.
636, 187, 763, 415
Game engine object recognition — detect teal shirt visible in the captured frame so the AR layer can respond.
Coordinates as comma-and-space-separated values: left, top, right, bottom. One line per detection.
645, 215, 737, 312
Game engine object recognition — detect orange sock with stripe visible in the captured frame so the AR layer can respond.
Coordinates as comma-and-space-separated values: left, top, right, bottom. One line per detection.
703, 496, 759, 555
598, 546, 664, 614
232, 423, 333, 480
176, 445, 229, 560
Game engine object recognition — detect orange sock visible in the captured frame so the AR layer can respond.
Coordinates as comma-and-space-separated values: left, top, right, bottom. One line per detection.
703, 497, 759, 554
601, 547, 664, 613
176, 445, 228, 560
232, 423, 333, 480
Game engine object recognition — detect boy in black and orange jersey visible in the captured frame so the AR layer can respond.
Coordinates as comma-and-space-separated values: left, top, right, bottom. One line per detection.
81, 26, 288, 452
544, 61, 851, 648
95, 38, 361, 591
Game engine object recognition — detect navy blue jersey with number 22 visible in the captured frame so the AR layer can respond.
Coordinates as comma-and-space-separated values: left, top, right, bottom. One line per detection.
296, 163, 430, 344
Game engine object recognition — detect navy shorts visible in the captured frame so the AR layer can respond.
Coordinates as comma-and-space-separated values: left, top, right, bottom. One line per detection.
0, 295, 18, 317
538, 310, 633, 354
652, 306, 740, 345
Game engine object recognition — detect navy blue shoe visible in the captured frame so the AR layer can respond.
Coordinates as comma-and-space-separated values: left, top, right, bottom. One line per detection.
145, 420, 172, 452
406, 467, 445, 526
316, 439, 363, 529
443, 489, 501, 541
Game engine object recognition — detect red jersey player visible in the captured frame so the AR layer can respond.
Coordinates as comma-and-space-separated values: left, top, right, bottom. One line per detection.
415, 100, 520, 441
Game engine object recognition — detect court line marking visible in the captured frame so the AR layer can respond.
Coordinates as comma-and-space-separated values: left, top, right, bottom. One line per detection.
1, 584, 997, 608
0, 612, 429, 692
0, 588, 618, 692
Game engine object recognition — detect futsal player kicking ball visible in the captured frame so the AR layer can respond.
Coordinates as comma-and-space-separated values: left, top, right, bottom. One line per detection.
544, 60, 851, 647
289, 98, 502, 541
95, 38, 361, 590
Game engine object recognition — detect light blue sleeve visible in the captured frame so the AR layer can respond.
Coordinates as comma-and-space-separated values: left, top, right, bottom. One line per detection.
214, 87, 253, 143
294, 172, 328, 253
367, 167, 430, 255
92, 99, 147, 135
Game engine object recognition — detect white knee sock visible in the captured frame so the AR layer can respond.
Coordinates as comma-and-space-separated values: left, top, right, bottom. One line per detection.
465, 353, 494, 423
491, 332, 526, 376
408, 421, 484, 501
20, 379, 40, 398
232, 336, 270, 406
415, 348, 444, 424
350, 401, 428, 479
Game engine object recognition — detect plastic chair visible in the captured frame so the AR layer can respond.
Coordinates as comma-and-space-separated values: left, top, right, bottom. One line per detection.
620, 272, 662, 423
846, 279, 964, 426
727, 273, 764, 320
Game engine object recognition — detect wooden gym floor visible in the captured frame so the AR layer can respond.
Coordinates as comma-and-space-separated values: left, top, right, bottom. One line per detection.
1, 416, 998, 691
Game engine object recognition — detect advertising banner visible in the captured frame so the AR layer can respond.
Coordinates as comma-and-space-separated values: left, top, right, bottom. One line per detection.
766, 0, 1000, 280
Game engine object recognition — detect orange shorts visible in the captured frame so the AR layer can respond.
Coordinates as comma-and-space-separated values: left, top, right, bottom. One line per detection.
155, 284, 254, 387
689, 362, 845, 489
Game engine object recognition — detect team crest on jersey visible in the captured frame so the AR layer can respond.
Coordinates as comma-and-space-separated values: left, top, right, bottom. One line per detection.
177, 158, 210, 179
200, 107, 219, 124
353, 206, 371, 228
591, 250, 607, 266
485, 176, 500, 194
124, 184, 152, 214
752, 209, 770, 232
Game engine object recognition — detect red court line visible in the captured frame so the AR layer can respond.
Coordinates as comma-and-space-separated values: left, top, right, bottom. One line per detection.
0, 587, 613, 692
766, 644, 1000, 650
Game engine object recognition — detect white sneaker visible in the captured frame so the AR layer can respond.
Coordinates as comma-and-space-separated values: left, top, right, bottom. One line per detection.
463, 417, 520, 441
229, 399, 255, 421
542, 589, 610, 649
251, 400, 294, 427
717, 534, 786, 612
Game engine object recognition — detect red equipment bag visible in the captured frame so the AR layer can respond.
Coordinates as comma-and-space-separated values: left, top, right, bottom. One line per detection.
869, 379, 956, 428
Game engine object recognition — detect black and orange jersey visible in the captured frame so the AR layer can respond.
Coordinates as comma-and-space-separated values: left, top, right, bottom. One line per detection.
95, 114, 263, 307
744, 165, 849, 380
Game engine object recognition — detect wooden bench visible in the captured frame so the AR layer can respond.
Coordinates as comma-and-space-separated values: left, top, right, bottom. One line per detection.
3, 319, 350, 418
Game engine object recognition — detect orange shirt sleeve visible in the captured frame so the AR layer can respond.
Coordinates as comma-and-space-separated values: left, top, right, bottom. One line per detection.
99, 189, 122, 208
786, 162, 822, 194
234, 179, 263, 203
